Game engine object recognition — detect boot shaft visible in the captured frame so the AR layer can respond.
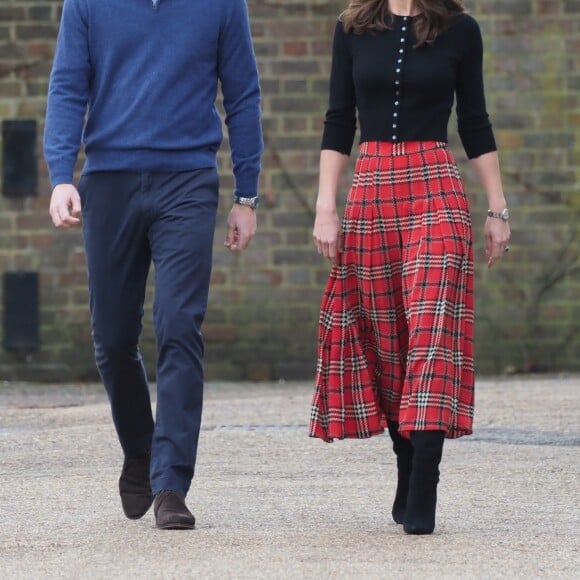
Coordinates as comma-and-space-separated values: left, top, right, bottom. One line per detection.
410, 430, 445, 485
387, 421, 413, 460
410, 430, 444, 462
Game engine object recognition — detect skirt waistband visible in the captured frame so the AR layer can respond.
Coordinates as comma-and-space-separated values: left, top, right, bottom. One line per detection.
359, 141, 448, 157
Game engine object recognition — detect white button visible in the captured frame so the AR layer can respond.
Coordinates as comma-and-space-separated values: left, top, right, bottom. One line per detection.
403, 16, 408, 20
395, 80, 400, 85
396, 68, 401, 73
396, 91, 400, 95
398, 59, 402, 63
393, 124, 397, 128
393, 112, 398, 117
392, 135, 397, 140
400, 38, 405, 42
399, 49, 404, 53
402, 27, 407, 31
395, 101, 399, 105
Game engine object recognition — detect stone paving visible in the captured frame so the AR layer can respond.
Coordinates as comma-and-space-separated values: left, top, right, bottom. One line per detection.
0, 376, 578, 579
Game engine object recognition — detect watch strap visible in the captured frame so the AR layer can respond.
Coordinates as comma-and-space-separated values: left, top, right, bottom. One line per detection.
487, 208, 509, 221
234, 195, 259, 209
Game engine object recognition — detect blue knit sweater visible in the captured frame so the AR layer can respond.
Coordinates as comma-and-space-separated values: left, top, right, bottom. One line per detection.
44, 0, 263, 195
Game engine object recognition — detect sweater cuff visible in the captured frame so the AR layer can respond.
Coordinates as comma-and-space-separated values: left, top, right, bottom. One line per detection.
460, 129, 497, 160
49, 172, 75, 189
234, 175, 260, 198
321, 124, 355, 156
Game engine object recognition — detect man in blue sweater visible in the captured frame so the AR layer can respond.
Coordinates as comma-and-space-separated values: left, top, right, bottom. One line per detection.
44, 0, 263, 530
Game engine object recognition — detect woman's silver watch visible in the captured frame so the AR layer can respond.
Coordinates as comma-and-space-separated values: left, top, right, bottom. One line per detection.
487, 208, 510, 221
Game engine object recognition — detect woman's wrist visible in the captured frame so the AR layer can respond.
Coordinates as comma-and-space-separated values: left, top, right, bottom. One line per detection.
486, 195, 507, 212
316, 199, 337, 213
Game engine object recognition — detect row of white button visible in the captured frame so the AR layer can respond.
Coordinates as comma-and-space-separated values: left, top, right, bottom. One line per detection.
392, 17, 408, 141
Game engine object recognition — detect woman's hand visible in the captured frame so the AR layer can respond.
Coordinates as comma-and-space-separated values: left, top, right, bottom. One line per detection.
313, 150, 349, 263
468, 151, 511, 268
485, 217, 511, 269
313, 208, 341, 263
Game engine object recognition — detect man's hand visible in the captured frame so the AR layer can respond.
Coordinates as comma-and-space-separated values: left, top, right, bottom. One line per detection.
49, 183, 82, 228
224, 204, 257, 252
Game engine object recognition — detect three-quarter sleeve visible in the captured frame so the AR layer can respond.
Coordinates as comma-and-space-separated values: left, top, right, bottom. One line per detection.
455, 16, 497, 159
321, 20, 357, 155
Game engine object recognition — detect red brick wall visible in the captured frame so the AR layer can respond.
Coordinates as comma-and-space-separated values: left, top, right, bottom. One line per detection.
0, 0, 578, 381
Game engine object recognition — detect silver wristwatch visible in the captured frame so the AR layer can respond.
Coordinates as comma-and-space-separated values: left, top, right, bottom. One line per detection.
234, 195, 259, 209
487, 208, 510, 221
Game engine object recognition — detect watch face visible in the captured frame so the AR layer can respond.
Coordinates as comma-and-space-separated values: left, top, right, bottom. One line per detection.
502, 208, 510, 220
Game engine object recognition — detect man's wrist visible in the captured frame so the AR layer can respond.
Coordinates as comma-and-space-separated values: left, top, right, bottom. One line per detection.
51, 177, 75, 189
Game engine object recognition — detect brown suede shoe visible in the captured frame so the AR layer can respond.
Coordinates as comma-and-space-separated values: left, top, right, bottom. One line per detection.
154, 491, 196, 530
118, 453, 154, 520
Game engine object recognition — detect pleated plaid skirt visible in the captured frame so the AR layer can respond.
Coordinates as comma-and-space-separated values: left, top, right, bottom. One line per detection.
310, 141, 475, 442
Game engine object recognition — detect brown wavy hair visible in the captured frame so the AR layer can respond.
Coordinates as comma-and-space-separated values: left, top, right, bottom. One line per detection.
341, 0, 465, 47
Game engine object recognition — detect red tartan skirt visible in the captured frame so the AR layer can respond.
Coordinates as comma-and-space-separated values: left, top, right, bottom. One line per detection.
310, 141, 475, 442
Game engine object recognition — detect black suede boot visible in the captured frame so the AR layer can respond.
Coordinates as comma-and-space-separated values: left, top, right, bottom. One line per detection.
404, 430, 445, 535
154, 491, 196, 530
119, 452, 154, 520
387, 421, 413, 524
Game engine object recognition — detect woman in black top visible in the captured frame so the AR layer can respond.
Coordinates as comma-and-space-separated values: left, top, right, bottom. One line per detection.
310, 0, 511, 535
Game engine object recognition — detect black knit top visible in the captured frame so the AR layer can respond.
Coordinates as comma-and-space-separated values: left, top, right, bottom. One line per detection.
321, 13, 497, 159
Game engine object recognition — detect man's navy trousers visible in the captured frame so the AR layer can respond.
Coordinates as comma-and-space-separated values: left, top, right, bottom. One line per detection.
78, 168, 219, 496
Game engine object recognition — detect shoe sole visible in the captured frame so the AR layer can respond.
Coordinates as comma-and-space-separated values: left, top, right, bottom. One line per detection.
125, 511, 151, 520
403, 526, 435, 535
156, 522, 195, 530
